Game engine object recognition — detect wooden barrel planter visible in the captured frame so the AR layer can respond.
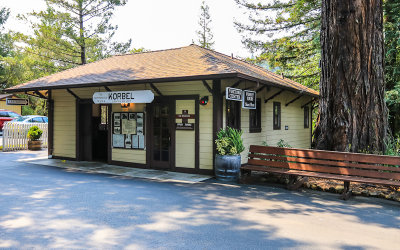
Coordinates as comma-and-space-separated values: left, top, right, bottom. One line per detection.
215, 154, 241, 182
28, 140, 42, 151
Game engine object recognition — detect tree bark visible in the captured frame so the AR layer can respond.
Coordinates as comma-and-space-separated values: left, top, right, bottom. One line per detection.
315, 0, 388, 153
79, 2, 86, 65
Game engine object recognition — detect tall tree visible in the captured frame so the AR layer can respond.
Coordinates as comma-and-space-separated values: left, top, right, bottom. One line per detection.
19, 0, 131, 67
196, 1, 214, 49
314, 0, 388, 153
234, 0, 321, 89
384, 0, 400, 136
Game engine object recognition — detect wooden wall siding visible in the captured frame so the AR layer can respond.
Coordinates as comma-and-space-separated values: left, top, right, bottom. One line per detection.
264, 88, 312, 150
51, 80, 217, 170
220, 80, 313, 164
53, 89, 76, 158
175, 100, 195, 169
0, 101, 22, 114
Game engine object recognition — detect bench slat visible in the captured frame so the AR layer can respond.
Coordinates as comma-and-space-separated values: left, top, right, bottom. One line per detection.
247, 158, 400, 181
242, 165, 400, 187
248, 153, 400, 173
249, 145, 400, 166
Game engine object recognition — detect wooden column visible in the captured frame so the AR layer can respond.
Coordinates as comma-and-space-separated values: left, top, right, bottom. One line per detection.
48, 90, 54, 156
212, 79, 223, 170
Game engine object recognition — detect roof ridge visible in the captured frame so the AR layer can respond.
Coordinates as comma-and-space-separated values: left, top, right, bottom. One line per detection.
114, 45, 193, 57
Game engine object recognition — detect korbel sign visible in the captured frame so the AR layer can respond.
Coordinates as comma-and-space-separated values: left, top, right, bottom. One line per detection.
93, 90, 154, 104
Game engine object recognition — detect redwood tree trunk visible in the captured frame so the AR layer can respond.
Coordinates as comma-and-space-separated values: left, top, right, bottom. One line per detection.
315, 0, 388, 153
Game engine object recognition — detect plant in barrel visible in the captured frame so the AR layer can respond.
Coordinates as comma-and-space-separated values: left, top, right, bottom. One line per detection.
215, 127, 245, 182
27, 126, 43, 150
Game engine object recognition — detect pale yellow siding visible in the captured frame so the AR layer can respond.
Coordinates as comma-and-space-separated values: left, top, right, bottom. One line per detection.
53, 89, 76, 158
0, 101, 22, 114
51, 79, 313, 170
175, 100, 196, 169
52, 81, 214, 170
221, 80, 312, 164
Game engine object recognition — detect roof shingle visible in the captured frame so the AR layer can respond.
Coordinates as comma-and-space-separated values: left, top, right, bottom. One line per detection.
6, 44, 318, 96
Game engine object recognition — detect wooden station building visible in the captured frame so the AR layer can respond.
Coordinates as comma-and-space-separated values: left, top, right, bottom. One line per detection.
5, 45, 319, 175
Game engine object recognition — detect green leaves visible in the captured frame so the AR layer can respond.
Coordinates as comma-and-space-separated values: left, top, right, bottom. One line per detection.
196, 1, 214, 49
215, 127, 245, 155
27, 126, 43, 141
234, 0, 321, 89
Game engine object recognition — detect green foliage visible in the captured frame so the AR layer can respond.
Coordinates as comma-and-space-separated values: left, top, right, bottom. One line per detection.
384, 136, 400, 156
276, 139, 292, 148
18, 0, 132, 66
384, 0, 400, 136
27, 126, 43, 141
234, 0, 321, 89
215, 127, 245, 155
196, 1, 214, 49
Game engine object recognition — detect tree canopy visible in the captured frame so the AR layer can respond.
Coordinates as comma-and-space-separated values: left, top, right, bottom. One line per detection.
234, 0, 321, 89
18, 0, 132, 67
196, 1, 214, 49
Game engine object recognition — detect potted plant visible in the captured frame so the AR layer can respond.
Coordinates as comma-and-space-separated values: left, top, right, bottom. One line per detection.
215, 127, 245, 182
27, 126, 43, 151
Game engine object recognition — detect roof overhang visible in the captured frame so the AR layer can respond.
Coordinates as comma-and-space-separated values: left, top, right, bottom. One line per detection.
5, 72, 319, 98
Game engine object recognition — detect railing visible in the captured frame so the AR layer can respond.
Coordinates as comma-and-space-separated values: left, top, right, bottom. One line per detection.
2, 122, 48, 152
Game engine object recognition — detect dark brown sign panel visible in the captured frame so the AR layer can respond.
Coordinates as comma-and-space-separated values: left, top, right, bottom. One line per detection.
176, 123, 194, 130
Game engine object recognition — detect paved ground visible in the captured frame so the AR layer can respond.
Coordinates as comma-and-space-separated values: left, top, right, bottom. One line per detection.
0, 151, 399, 249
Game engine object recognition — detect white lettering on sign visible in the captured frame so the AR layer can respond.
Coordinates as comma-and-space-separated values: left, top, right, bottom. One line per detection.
93, 90, 154, 104
226, 87, 243, 101
242, 90, 256, 109
6, 98, 29, 106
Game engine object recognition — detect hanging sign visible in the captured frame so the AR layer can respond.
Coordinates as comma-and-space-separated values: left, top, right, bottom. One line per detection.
226, 87, 242, 101
242, 90, 256, 109
6, 98, 29, 106
93, 90, 154, 104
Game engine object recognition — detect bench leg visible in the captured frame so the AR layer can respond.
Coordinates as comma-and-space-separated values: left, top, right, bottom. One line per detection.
340, 181, 352, 200
287, 175, 308, 191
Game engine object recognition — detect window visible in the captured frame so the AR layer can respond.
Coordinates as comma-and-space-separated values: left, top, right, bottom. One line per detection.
304, 106, 310, 128
249, 98, 262, 133
226, 100, 241, 130
273, 102, 281, 130
32, 117, 44, 123
101, 105, 108, 125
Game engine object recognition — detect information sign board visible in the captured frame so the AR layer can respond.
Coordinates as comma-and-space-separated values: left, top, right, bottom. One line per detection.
242, 90, 256, 109
226, 87, 242, 101
93, 90, 154, 104
6, 98, 29, 106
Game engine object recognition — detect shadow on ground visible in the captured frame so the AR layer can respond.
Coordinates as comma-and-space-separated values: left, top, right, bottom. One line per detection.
0, 153, 399, 249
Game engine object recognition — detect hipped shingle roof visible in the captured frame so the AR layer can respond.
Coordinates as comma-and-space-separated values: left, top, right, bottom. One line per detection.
6, 44, 319, 96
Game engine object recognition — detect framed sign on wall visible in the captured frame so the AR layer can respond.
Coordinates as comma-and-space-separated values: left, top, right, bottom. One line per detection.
112, 112, 145, 149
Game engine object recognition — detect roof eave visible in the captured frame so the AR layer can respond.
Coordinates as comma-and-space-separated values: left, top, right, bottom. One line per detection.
4, 73, 239, 93
236, 73, 319, 98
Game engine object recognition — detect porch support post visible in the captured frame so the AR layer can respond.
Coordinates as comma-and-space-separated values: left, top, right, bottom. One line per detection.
48, 90, 54, 156
212, 79, 223, 170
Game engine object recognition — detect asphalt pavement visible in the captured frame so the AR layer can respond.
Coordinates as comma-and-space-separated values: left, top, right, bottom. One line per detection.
0, 150, 399, 249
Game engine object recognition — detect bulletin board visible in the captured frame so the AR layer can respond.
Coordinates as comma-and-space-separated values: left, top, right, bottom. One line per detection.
112, 112, 145, 149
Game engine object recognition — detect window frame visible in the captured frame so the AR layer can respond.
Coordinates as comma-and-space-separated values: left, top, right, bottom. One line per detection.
226, 99, 241, 130
304, 106, 310, 128
249, 98, 262, 133
273, 102, 281, 130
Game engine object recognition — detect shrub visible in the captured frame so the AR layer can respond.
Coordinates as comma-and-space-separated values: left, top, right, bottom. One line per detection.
27, 126, 43, 141
215, 127, 245, 155
277, 139, 292, 148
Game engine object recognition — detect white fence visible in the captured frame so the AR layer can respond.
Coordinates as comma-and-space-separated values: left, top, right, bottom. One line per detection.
2, 123, 48, 152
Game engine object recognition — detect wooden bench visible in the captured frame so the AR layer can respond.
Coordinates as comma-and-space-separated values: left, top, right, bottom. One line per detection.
241, 145, 400, 199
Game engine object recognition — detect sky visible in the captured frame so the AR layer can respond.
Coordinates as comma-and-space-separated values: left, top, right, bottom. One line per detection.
3, 0, 253, 59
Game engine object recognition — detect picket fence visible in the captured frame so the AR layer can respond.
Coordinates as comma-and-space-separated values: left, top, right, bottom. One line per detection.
2, 122, 48, 152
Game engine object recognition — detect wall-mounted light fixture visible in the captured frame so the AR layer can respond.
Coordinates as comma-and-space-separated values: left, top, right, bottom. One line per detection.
121, 103, 131, 108
199, 96, 209, 106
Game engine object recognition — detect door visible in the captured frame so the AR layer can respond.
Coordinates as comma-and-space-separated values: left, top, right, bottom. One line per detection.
78, 101, 92, 161
150, 98, 174, 169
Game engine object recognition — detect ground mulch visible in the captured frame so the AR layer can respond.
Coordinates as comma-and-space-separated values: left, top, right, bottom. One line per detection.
241, 172, 400, 202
